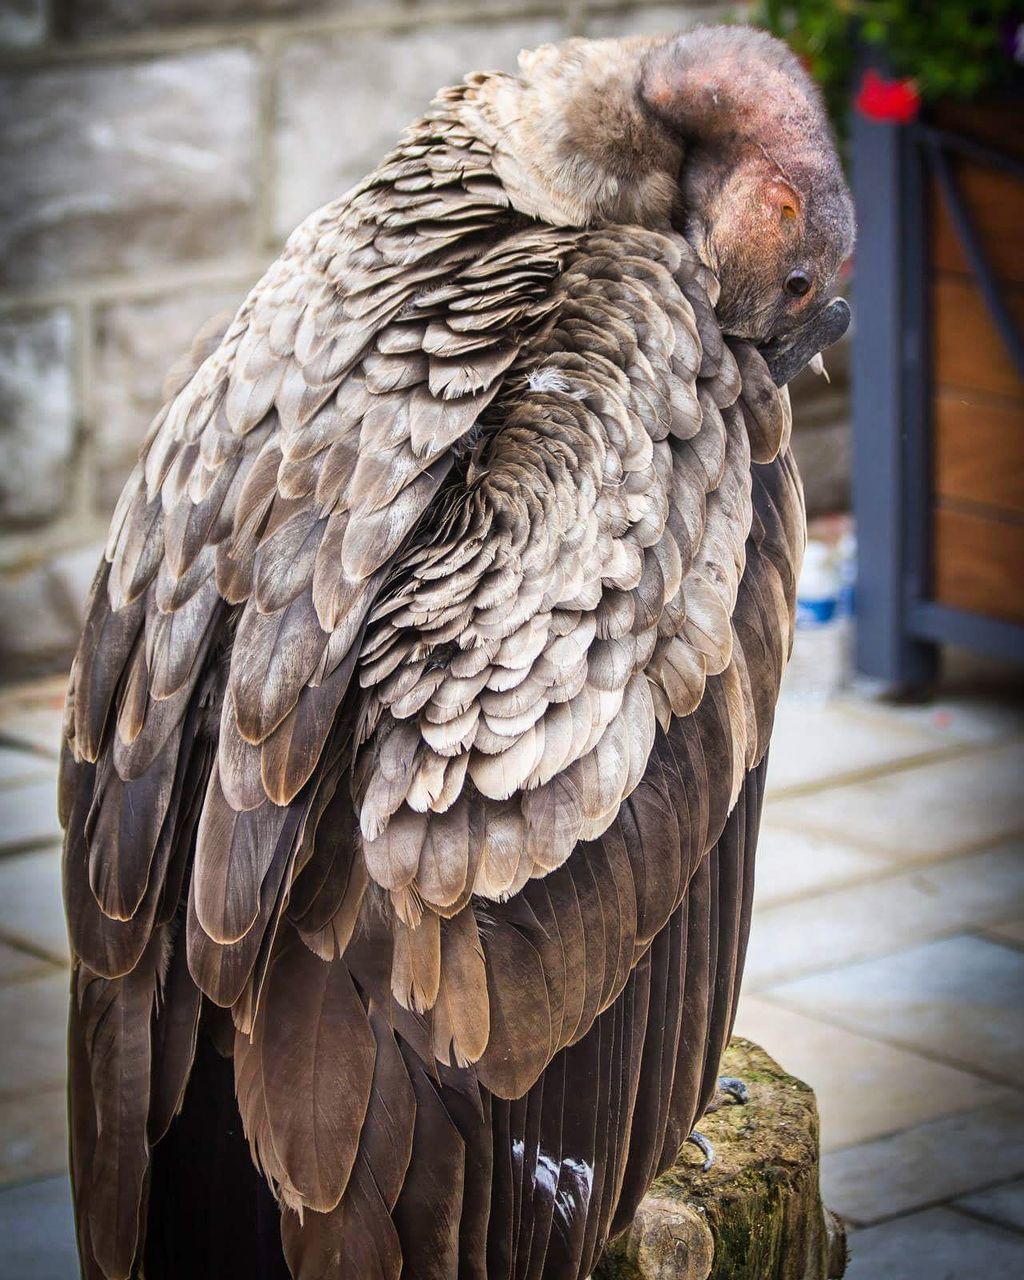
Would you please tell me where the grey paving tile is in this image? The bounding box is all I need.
[0,971,68,1095]
[0,939,53,983]
[0,746,55,789]
[843,647,1024,747]
[0,694,64,758]
[985,919,1024,949]
[753,823,890,909]
[0,847,69,964]
[821,1101,1024,1225]
[732,995,1006,1153]
[0,776,62,852]
[765,696,943,796]
[744,841,1024,989]
[0,1087,66,1186]
[0,1173,78,1280]
[957,1178,1024,1234]
[770,935,1024,1082]
[845,1207,1024,1279]
[834,688,1024,749]
[769,741,1024,861]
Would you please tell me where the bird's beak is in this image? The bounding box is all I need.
[758,297,851,387]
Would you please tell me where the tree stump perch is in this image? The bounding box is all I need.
[595,1038,848,1280]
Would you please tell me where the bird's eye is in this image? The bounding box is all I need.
[785,269,812,297]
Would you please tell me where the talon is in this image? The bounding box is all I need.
[717,1075,749,1105]
[687,1130,715,1172]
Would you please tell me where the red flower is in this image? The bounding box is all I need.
[855,69,921,125]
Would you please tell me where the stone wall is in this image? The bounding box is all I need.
[0,0,849,679]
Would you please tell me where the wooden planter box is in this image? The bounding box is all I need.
[852,94,1024,687]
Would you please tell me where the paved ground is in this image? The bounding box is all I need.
[0,656,1022,1279]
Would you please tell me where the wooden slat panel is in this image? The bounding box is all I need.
[932,100,1024,162]
[933,505,1024,623]
[934,389,1024,513]
[932,275,1024,402]
[931,165,1024,286]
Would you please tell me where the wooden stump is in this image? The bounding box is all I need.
[595,1038,848,1280]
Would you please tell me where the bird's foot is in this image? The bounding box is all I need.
[717,1075,749,1105]
[704,1075,750,1115]
[686,1130,715,1172]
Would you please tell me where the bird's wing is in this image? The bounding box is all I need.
[272,447,802,1280]
[341,225,795,1087]
[61,99,580,1278]
[61,101,800,1280]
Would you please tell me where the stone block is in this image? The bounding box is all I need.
[0,309,76,528]
[0,0,45,48]
[586,2,730,38]
[93,282,247,513]
[0,48,259,288]
[67,0,336,38]
[273,16,563,236]
[0,540,105,679]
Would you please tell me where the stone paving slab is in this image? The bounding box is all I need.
[834,688,1024,749]
[768,740,1024,862]
[956,1178,1024,1234]
[0,1174,78,1280]
[770,934,1024,1084]
[821,1100,1024,1225]
[0,776,62,854]
[763,696,945,796]
[841,648,1024,748]
[751,823,891,909]
[985,918,1024,948]
[845,1206,1024,1279]
[0,971,68,1096]
[0,747,56,790]
[733,995,1009,1153]
[744,839,1024,990]
[0,940,53,983]
[0,1087,66,1188]
[0,679,65,757]
[0,848,69,965]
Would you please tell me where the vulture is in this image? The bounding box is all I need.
[61,24,853,1280]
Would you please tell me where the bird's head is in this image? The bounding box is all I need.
[487,26,854,373]
[639,26,854,348]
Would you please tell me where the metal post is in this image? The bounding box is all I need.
[851,104,939,690]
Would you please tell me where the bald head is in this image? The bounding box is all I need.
[477,25,853,343]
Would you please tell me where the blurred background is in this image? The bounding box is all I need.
[0,1,1021,1278]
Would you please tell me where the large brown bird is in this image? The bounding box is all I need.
[61,24,853,1280]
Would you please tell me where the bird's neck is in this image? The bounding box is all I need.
[459,38,682,229]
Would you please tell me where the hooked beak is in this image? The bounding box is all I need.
[758,297,851,387]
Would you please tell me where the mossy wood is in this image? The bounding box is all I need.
[595,1038,848,1280]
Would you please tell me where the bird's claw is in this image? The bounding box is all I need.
[687,1130,715,1172]
[717,1075,749,1105]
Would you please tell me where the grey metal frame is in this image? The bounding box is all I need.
[851,108,1024,687]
